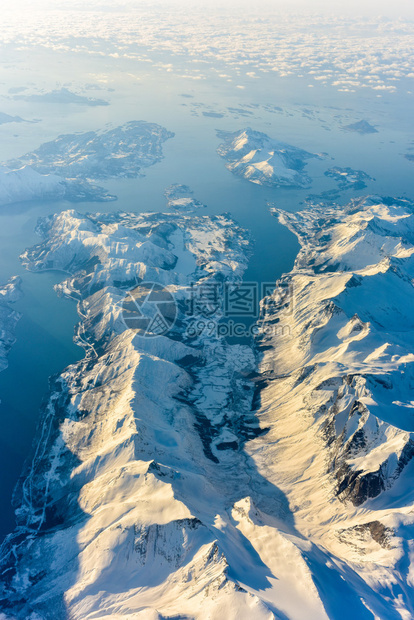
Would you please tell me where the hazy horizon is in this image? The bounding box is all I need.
[7,0,414,19]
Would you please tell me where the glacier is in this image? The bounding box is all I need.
[1,196,414,618]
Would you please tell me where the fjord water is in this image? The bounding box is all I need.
[0,205,83,538]
[0,48,412,541]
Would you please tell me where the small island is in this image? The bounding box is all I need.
[164,184,206,211]
[342,120,378,134]
[13,87,109,107]
[324,166,375,190]
[217,127,319,188]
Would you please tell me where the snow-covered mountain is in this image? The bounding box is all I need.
[217,128,319,188]
[250,196,414,617]
[1,196,414,619]
[0,165,66,207]
[0,164,116,207]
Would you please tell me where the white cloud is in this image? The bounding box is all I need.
[1,6,413,95]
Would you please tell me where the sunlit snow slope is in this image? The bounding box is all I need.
[1,197,414,619]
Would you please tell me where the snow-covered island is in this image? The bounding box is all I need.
[2,196,414,618]
[217,127,319,188]
[7,121,174,180]
[0,121,174,207]
[0,276,22,374]
[164,184,206,211]
[324,166,375,190]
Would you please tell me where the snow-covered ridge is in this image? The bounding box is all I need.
[217,128,319,188]
[0,165,66,208]
[263,197,414,504]
[0,276,22,374]
[245,196,414,618]
[263,196,414,501]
